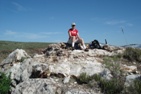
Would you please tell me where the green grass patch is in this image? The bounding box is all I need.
[0,72,11,94]
[103,56,122,77]
[134,79,141,93]
[126,79,141,94]
[77,72,94,84]
[0,41,51,50]
[99,78,124,94]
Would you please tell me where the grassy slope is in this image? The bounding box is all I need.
[0,41,51,63]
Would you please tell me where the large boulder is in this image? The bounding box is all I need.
[2,49,30,64]
[0,49,30,72]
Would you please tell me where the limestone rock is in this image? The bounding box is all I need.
[120,64,137,73]
[2,49,30,63]
[0,49,30,72]
[125,74,141,87]
[11,79,102,94]
[0,43,127,94]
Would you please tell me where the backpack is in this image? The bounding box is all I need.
[91,40,101,49]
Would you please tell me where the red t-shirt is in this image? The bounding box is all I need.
[68,29,78,36]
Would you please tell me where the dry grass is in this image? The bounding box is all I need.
[0,41,51,63]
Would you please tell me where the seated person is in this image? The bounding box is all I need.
[67,23,86,50]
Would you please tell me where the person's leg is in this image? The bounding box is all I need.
[77,38,86,49]
[67,36,76,48]
[72,36,75,48]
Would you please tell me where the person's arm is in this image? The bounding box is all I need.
[76,32,81,39]
[68,30,72,39]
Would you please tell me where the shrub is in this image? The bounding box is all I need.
[77,73,102,85]
[0,72,11,94]
[99,78,124,94]
[102,56,125,94]
[134,79,141,93]
[126,79,141,94]
[78,72,93,84]
[78,73,124,94]
[103,56,121,77]
[123,47,141,62]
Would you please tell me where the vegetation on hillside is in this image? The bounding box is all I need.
[123,47,141,62]
[0,72,11,94]
[77,48,141,94]
[0,41,51,63]
[1,41,141,94]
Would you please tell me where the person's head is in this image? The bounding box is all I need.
[71,23,76,29]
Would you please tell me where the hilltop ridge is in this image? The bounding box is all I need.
[0,43,141,94]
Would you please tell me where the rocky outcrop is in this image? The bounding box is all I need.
[11,78,102,94]
[0,49,30,71]
[125,74,141,87]
[1,43,138,94]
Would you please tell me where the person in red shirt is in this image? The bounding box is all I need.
[67,23,86,50]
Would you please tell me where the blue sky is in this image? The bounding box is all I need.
[0,0,141,46]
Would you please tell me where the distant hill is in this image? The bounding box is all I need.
[122,44,141,48]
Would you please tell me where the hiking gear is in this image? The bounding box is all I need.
[105,39,107,44]
[90,40,101,49]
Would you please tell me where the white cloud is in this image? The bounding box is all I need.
[5,30,17,35]
[105,20,133,27]
[105,20,126,25]
[3,30,64,41]
[12,2,26,11]
[4,30,46,40]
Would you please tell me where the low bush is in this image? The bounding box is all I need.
[123,47,141,62]
[103,56,122,78]
[78,73,124,94]
[0,72,11,94]
[77,72,93,84]
[99,78,124,94]
[134,79,141,93]
[126,79,141,94]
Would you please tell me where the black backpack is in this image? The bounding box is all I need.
[91,40,101,49]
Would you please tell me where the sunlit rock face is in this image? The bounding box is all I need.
[0,43,127,94]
